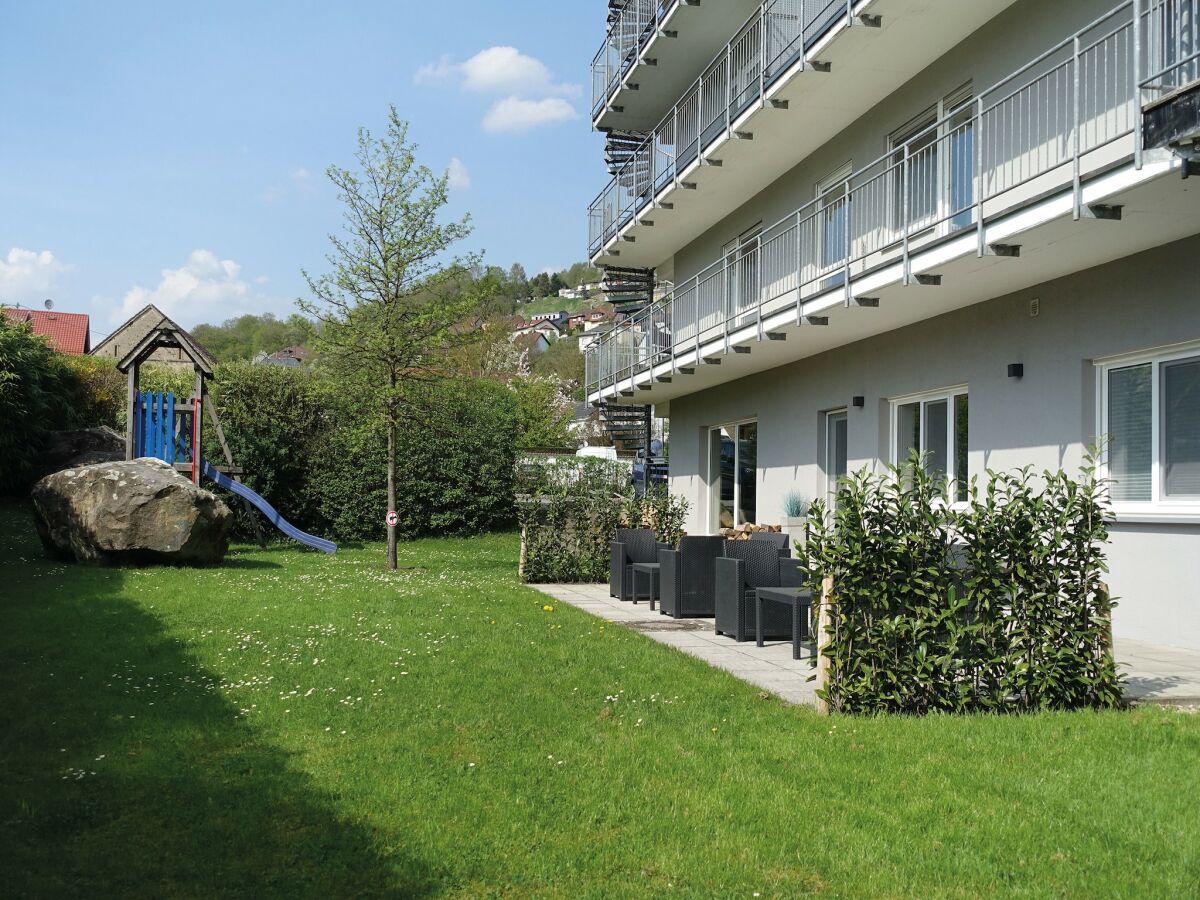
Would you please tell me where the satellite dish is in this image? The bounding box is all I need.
[44,298,54,310]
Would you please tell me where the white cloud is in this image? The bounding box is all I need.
[483,96,579,134]
[446,157,471,189]
[458,47,580,98]
[415,46,581,133]
[0,247,68,303]
[115,250,254,326]
[414,55,456,85]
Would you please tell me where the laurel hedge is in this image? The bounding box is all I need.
[209,364,518,542]
[806,453,1124,715]
[517,459,689,583]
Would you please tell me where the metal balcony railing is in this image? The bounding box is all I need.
[1141,0,1200,94]
[592,1,679,118]
[587,0,1188,397]
[588,0,861,258]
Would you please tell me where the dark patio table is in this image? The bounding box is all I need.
[630,562,661,608]
[755,586,813,660]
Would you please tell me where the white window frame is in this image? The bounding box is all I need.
[889,384,969,506]
[889,83,974,241]
[722,223,762,325]
[816,162,853,275]
[824,408,849,507]
[1096,339,1200,523]
[707,418,758,531]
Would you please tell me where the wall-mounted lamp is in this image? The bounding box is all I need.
[1008,363,1025,379]
[852,395,865,408]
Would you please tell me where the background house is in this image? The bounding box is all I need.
[2,307,90,355]
[91,304,217,369]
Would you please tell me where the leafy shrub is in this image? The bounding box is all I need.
[807,453,1123,714]
[0,318,126,494]
[209,366,517,543]
[303,377,518,541]
[518,459,688,583]
[61,356,125,430]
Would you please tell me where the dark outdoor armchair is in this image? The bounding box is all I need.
[715,541,807,642]
[749,532,792,558]
[657,536,725,618]
[610,528,665,602]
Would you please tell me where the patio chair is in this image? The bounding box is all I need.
[657,536,725,618]
[714,540,808,642]
[610,528,666,602]
[749,532,792,558]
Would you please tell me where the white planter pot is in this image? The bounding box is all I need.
[784,516,808,550]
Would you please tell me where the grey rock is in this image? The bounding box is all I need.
[39,426,126,477]
[31,458,231,565]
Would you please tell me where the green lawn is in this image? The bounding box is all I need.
[1,501,1197,899]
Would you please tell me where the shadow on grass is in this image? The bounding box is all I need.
[0,506,436,897]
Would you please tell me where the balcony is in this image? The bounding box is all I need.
[586,0,1026,267]
[586,0,1200,403]
[591,1,762,131]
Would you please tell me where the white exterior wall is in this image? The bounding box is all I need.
[666,237,1200,651]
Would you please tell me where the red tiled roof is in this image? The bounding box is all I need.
[2,307,91,355]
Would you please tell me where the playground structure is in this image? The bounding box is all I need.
[118,317,336,554]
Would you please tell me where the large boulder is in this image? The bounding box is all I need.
[31,459,232,565]
[38,426,125,477]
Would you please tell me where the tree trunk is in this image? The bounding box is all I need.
[387,409,398,571]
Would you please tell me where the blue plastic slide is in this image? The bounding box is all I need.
[201,460,337,554]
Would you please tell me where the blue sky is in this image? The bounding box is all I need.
[0,1,605,342]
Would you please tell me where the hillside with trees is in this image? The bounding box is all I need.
[189,262,604,363]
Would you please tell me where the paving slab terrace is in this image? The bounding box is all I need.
[532,583,1200,708]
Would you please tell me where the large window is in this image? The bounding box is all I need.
[891,387,969,502]
[709,421,758,530]
[1100,345,1200,514]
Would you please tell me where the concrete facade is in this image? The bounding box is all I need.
[667,238,1200,650]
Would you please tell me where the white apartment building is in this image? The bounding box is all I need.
[584,0,1200,650]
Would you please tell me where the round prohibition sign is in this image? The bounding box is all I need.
[385,511,399,527]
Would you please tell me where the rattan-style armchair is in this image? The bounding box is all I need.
[610,528,665,602]
[749,532,792,558]
[657,536,725,618]
[714,541,807,641]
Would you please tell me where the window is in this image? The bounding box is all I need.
[709,421,758,529]
[825,410,848,506]
[889,84,974,237]
[1100,345,1200,514]
[891,387,969,502]
[723,224,762,324]
[817,163,853,273]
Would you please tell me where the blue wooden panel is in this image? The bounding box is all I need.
[165,392,175,462]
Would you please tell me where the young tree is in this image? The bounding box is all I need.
[299,106,482,570]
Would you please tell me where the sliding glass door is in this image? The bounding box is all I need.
[708,421,758,530]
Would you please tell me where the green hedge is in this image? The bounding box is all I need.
[210,365,518,542]
[0,319,125,494]
[807,454,1124,715]
[517,459,688,583]
[0,320,519,541]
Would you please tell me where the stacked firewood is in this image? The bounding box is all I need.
[719,523,783,540]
